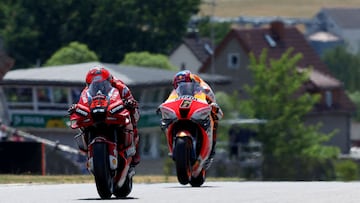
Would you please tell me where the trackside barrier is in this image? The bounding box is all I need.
[0,122,82,155]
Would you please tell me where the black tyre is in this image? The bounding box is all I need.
[190,169,205,187]
[175,137,192,185]
[113,174,133,198]
[93,142,113,199]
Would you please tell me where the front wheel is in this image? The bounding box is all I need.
[190,169,205,187]
[113,174,133,198]
[93,142,113,199]
[174,137,192,185]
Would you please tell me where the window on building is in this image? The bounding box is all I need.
[141,88,163,109]
[4,87,32,103]
[53,87,67,104]
[140,133,155,158]
[36,87,70,110]
[71,88,82,103]
[325,90,332,107]
[37,87,51,103]
[264,34,277,47]
[227,53,240,69]
[3,86,77,111]
[3,87,33,110]
[149,88,160,103]
[131,89,142,102]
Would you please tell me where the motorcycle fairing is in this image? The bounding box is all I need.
[70,88,131,128]
[159,91,213,177]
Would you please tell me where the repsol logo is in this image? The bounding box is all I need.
[177,95,197,101]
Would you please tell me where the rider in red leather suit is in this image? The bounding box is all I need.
[70,66,140,167]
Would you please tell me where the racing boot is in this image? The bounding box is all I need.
[130,126,140,167]
[208,120,218,160]
[204,133,216,170]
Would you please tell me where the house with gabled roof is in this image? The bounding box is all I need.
[169,31,213,72]
[306,7,360,54]
[199,21,356,154]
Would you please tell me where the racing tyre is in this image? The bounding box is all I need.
[114,175,133,198]
[190,169,205,187]
[175,137,192,185]
[93,142,113,199]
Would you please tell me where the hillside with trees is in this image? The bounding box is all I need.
[0,0,201,69]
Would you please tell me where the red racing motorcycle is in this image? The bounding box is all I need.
[69,79,136,199]
[158,82,214,187]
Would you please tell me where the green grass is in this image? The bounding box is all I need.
[200,0,359,18]
[0,175,243,184]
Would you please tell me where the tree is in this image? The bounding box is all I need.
[0,1,39,69]
[196,17,232,45]
[89,0,201,63]
[322,46,360,92]
[44,41,98,66]
[347,91,360,122]
[121,51,177,70]
[1,0,201,69]
[242,48,339,180]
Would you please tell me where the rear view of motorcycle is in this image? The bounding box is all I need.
[158,82,214,187]
[69,79,137,199]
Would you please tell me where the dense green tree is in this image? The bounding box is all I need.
[347,91,360,122]
[322,46,360,92]
[89,0,201,63]
[1,0,201,69]
[214,91,256,144]
[241,48,339,180]
[44,41,98,66]
[215,91,236,119]
[121,51,177,70]
[196,17,232,45]
[0,1,39,68]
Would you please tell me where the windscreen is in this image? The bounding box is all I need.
[175,82,202,96]
[88,80,112,97]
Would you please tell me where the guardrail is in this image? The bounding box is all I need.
[0,121,82,155]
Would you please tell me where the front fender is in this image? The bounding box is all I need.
[88,137,118,171]
[176,130,192,138]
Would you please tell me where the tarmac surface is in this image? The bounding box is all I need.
[1,181,360,203]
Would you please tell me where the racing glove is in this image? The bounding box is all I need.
[124,99,138,110]
[210,102,222,120]
[67,104,77,114]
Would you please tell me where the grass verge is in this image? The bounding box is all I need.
[0,174,242,184]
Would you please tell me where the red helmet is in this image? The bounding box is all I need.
[85,66,111,84]
[173,70,193,89]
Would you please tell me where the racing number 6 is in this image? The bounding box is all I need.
[180,100,192,109]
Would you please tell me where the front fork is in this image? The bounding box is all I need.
[87,138,118,173]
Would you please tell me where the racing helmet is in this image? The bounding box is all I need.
[85,66,112,85]
[173,70,193,89]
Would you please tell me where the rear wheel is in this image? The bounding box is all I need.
[175,137,192,185]
[93,142,113,199]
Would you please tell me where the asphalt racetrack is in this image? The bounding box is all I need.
[1,181,360,203]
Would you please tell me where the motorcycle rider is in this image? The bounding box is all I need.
[167,70,223,160]
[68,66,140,167]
